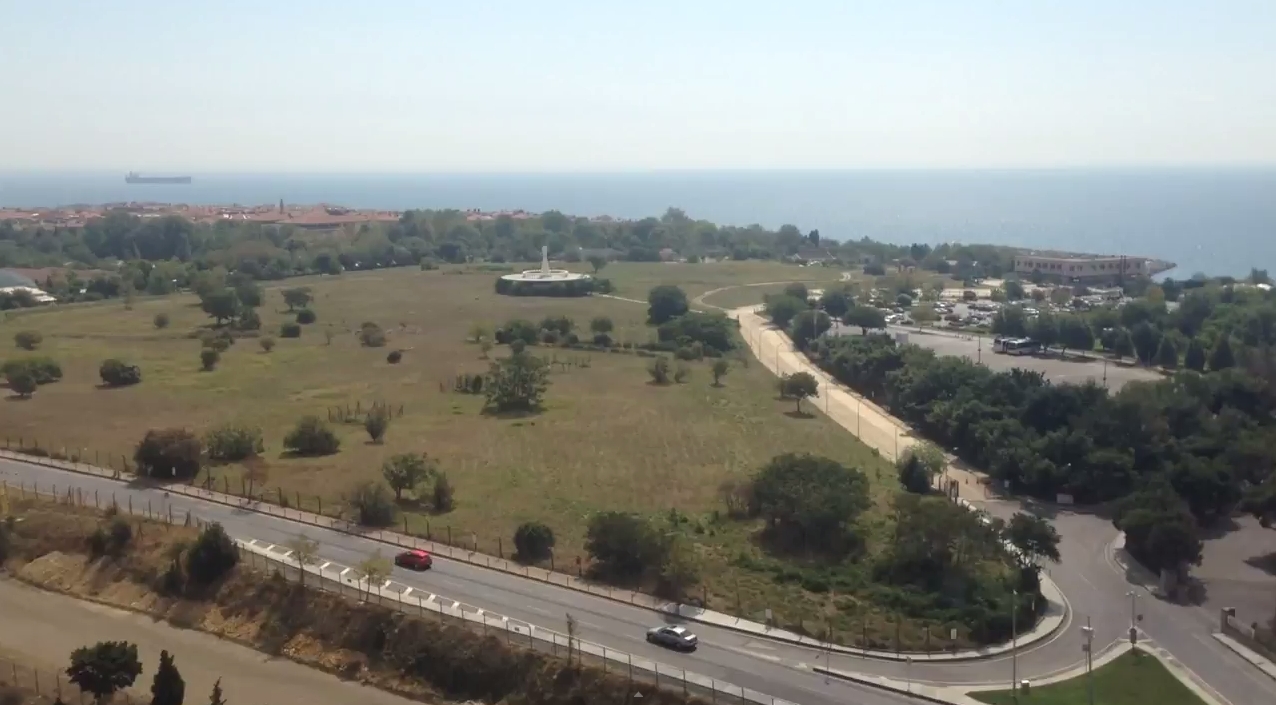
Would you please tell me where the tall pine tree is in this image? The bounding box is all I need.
[150,650,185,705]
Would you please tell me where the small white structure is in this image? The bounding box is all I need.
[500,246,590,284]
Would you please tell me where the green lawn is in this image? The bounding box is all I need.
[969,649,1206,705]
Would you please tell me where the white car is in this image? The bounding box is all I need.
[646,625,699,651]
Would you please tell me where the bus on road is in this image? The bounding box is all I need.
[993,337,1041,355]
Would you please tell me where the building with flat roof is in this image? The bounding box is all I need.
[1013,253,1146,284]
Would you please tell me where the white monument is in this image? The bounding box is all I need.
[499,246,589,283]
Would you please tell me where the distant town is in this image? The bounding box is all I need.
[0,201,618,231]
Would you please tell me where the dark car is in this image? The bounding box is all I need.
[646,625,698,651]
[394,549,433,570]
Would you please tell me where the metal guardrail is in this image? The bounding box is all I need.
[235,538,796,705]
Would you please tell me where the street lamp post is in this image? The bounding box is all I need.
[1011,589,1019,701]
[1126,590,1139,643]
[1081,618,1095,705]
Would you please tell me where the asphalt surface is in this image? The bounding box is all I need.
[5,458,1275,705]
[0,457,915,705]
[830,324,1162,391]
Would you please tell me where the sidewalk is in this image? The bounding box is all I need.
[1213,632,1276,682]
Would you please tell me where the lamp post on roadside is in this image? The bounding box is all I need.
[1011,588,1019,701]
[1126,590,1140,643]
[1081,618,1095,705]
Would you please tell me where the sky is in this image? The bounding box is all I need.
[2,0,1274,172]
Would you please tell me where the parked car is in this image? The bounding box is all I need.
[646,625,699,651]
[394,549,433,570]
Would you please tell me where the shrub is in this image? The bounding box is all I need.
[593,332,612,347]
[235,308,261,331]
[200,349,220,371]
[589,316,614,334]
[259,336,276,352]
[673,363,690,383]
[513,522,555,562]
[585,511,667,583]
[359,322,387,347]
[348,480,395,526]
[711,359,730,386]
[540,329,560,345]
[283,416,341,456]
[14,330,42,350]
[185,522,239,585]
[483,350,550,413]
[387,350,403,364]
[6,368,37,398]
[280,322,302,338]
[153,313,170,329]
[134,428,203,480]
[647,356,670,384]
[204,424,263,462]
[364,406,391,443]
[674,345,701,361]
[296,308,317,325]
[499,319,539,345]
[106,517,133,555]
[432,472,455,512]
[539,315,574,335]
[2,357,62,384]
[99,359,142,387]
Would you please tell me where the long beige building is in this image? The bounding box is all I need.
[1013,252,1147,284]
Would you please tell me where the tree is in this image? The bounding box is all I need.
[134,428,202,479]
[283,416,340,456]
[100,359,142,387]
[200,349,219,371]
[280,322,301,338]
[356,551,392,601]
[149,650,184,705]
[843,306,886,334]
[750,453,871,554]
[1184,337,1207,372]
[364,405,390,443]
[711,359,730,386]
[513,521,555,562]
[1130,321,1162,365]
[348,480,395,526]
[153,313,170,329]
[199,289,240,325]
[789,309,832,350]
[259,336,276,352]
[587,255,608,274]
[762,293,806,330]
[282,287,313,311]
[285,534,319,587]
[185,523,238,585]
[897,453,931,494]
[1004,280,1026,300]
[647,356,671,384]
[585,511,666,582]
[359,322,387,347]
[589,316,614,334]
[1003,513,1062,569]
[1029,311,1058,350]
[896,293,913,308]
[1056,317,1094,357]
[1155,336,1179,369]
[1240,478,1276,528]
[208,679,225,705]
[381,453,434,500]
[14,330,42,350]
[234,282,263,308]
[432,472,455,512]
[783,283,809,302]
[296,308,317,325]
[6,368,37,398]
[1112,327,1135,359]
[67,641,142,704]
[1209,333,1235,371]
[647,285,689,325]
[781,372,819,414]
[484,349,550,413]
[818,289,851,318]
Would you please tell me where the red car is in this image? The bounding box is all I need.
[394,549,433,570]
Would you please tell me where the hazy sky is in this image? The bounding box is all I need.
[3,0,1274,171]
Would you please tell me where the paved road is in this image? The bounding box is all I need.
[0,458,918,705]
[0,578,422,705]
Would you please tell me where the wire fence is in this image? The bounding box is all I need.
[0,655,140,705]
[3,482,793,705]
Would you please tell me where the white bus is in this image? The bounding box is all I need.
[993,337,1041,355]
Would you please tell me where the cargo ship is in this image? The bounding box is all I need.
[125,172,192,185]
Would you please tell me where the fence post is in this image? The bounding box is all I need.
[447,525,452,545]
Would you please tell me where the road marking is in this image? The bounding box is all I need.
[282,550,293,558]
[402,587,413,596]
[339,567,350,576]
[318,562,330,570]
[381,579,392,588]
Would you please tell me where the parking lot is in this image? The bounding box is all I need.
[831,325,1163,391]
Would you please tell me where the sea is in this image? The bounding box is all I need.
[2,169,1274,277]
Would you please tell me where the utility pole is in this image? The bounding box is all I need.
[1126,590,1140,644]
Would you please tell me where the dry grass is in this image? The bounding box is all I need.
[0,262,945,645]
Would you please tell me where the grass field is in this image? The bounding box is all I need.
[969,649,1206,705]
[0,261,958,647]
